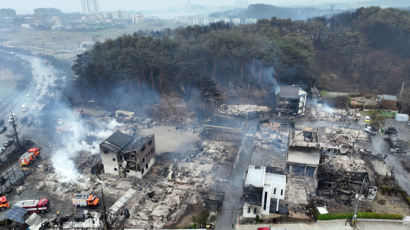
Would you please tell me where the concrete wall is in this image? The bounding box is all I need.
[101,149,119,176]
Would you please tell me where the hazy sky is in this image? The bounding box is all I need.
[2,0,369,14]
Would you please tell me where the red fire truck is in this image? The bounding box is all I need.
[72,194,99,207]
[0,196,9,211]
[14,198,50,213]
[19,148,40,166]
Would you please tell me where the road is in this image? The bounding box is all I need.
[216,119,258,230]
[236,219,408,230]
[0,52,60,149]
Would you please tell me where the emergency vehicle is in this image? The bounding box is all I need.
[72,194,99,207]
[14,198,50,213]
[19,148,40,166]
[0,196,9,211]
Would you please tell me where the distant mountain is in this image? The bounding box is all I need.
[210,4,345,20]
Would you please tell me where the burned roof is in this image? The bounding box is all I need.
[101,130,133,152]
[278,85,306,99]
[124,135,154,152]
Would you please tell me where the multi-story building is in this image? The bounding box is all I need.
[276,85,307,116]
[81,0,100,14]
[243,165,286,218]
[100,130,155,178]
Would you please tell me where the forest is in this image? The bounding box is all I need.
[71,7,410,116]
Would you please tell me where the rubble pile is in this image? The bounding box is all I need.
[253,122,288,152]
[310,104,348,122]
[319,127,368,153]
[317,154,377,206]
[107,141,236,229]
[285,177,317,206]
[218,104,270,116]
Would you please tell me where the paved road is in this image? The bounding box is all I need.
[236,220,408,230]
[0,52,59,148]
[216,119,258,230]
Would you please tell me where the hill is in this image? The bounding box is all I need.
[71,7,410,115]
[210,4,345,20]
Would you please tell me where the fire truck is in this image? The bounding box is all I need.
[14,198,50,213]
[72,194,99,207]
[0,196,9,211]
[19,148,40,166]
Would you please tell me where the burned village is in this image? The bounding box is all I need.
[1,3,410,230]
[0,79,409,230]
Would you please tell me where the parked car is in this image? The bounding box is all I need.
[364,126,377,135]
[0,126,6,134]
[3,139,14,148]
[0,147,6,154]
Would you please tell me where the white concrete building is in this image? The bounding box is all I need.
[276,85,307,116]
[243,165,286,218]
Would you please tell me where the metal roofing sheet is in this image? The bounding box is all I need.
[5,206,27,223]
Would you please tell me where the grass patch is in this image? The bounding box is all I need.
[316,212,403,220]
[320,90,329,97]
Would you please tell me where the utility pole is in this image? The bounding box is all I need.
[10,112,21,151]
[399,81,405,99]
[352,177,366,227]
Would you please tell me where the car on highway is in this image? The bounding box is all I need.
[7,114,17,123]
[0,126,6,134]
[3,139,14,148]
[364,126,377,135]
[20,116,28,124]
[0,147,6,154]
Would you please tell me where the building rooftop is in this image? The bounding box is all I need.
[105,130,133,149]
[124,135,154,152]
[378,94,398,101]
[265,172,286,186]
[287,151,321,166]
[289,129,320,148]
[245,165,265,187]
[278,85,306,99]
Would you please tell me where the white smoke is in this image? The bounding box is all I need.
[51,107,122,184]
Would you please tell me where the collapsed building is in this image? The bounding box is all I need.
[100,130,155,178]
[276,85,307,116]
[243,165,287,218]
[377,94,398,111]
[286,128,321,178]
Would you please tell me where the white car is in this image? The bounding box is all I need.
[31,105,36,110]
[21,104,27,112]
[57,118,63,125]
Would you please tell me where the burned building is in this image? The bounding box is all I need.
[377,94,398,111]
[243,165,287,218]
[100,130,155,178]
[276,85,307,116]
[286,128,321,178]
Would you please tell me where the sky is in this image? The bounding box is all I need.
[1,0,370,14]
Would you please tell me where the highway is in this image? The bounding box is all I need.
[0,52,60,149]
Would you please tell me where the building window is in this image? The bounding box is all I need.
[146,164,148,169]
[104,151,107,153]
[112,158,116,161]
[281,189,283,195]
[148,140,152,145]
[263,192,268,210]
[274,188,276,194]
[142,157,145,163]
[142,169,144,174]
[151,148,155,153]
[126,169,130,173]
[253,208,256,214]
[247,207,250,213]
[141,146,145,152]
[114,168,117,171]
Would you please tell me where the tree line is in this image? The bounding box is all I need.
[72,7,410,116]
